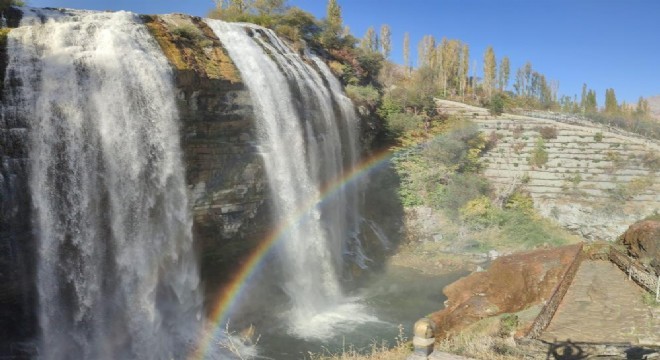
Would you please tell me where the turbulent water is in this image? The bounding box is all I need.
[207,20,373,339]
[5,9,202,359]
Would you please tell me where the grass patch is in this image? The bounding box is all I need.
[308,326,411,360]
[642,293,660,308]
[436,317,524,360]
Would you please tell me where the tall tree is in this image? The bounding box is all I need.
[585,89,597,113]
[326,0,342,29]
[360,26,378,52]
[253,0,285,15]
[604,88,619,114]
[319,0,343,48]
[580,83,588,112]
[459,44,469,98]
[380,24,391,59]
[210,0,251,19]
[440,39,460,96]
[483,46,496,97]
[498,56,510,91]
[403,32,410,75]
[417,35,436,68]
[636,96,650,117]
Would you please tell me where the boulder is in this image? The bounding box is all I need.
[617,219,660,275]
[430,244,582,338]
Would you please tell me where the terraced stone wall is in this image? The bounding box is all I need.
[436,100,659,241]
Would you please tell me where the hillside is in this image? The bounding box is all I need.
[648,95,660,120]
[436,99,660,241]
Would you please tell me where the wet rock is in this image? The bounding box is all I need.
[430,244,582,338]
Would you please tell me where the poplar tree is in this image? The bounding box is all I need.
[605,88,619,114]
[417,35,436,68]
[636,97,650,117]
[253,0,285,15]
[585,89,597,113]
[403,32,410,74]
[320,0,343,48]
[460,44,469,98]
[361,26,378,52]
[440,39,460,96]
[380,24,391,59]
[326,0,342,29]
[498,56,510,91]
[580,83,588,112]
[210,0,251,19]
[483,46,496,97]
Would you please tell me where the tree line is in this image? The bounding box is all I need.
[209,0,656,138]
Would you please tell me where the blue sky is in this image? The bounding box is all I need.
[27,0,660,105]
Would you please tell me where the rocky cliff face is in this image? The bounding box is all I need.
[0,7,37,353]
[142,14,273,292]
[0,10,387,353]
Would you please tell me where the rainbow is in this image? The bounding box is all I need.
[188,132,440,359]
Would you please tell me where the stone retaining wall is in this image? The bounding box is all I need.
[474,112,660,241]
[609,247,659,293]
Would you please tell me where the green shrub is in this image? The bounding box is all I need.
[433,174,491,216]
[171,24,212,46]
[488,93,505,116]
[568,173,582,186]
[538,126,557,140]
[460,196,498,229]
[499,314,519,337]
[608,176,655,201]
[498,210,568,248]
[504,191,535,216]
[423,121,484,173]
[641,151,660,171]
[529,138,548,167]
[594,132,603,142]
[345,84,380,107]
[386,112,422,137]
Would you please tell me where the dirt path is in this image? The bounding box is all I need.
[541,260,659,345]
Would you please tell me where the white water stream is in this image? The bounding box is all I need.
[6,9,202,359]
[206,20,375,339]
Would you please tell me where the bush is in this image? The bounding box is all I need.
[345,84,380,107]
[512,124,524,139]
[460,196,498,229]
[498,210,568,248]
[433,174,491,216]
[529,138,548,167]
[424,121,484,173]
[499,314,519,337]
[641,151,660,171]
[504,191,535,216]
[488,93,505,116]
[171,24,212,46]
[608,176,654,201]
[594,132,603,142]
[538,126,557,140]
[386,112,422,137]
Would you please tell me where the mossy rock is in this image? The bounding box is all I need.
[142,14,241,83]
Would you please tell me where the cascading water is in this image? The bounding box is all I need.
[5,9,202,359]
[206,20,374,339]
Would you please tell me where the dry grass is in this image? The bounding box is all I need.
[435,317,525,360]
[308,326,412,360]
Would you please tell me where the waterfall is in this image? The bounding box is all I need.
[5,9,202,359]
[206,21,373,338]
